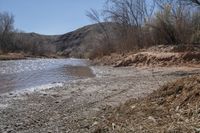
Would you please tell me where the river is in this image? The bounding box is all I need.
[0,58,94,94]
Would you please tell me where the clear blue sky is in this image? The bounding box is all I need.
[0,0,105,35]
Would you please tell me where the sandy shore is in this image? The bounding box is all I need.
[0,66,200,133]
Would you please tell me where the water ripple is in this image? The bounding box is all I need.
[0,58,93,94]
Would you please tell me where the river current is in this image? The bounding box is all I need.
[0,59,94,94]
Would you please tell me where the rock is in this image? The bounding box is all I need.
[195,128,200,132]
[112,123,116,130]
[130,105,136,109]
[148,116,157,123]
[92,121,99,126]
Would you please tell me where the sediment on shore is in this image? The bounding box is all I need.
[93,45,200,67]
[0,66,200,133]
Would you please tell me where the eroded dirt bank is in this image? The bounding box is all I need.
[93,45,200,67]
[0,66,200,133]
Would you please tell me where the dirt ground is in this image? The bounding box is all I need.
[94,75,200,133]
[0,66,200,133]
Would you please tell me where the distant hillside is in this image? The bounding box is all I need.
[16,23,117,58]
[55,22,118,58]
[16,32,59,46]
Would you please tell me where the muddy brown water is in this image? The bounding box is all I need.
[0,58,94,94]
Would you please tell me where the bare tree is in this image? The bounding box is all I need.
[182,0,200,6]
[86,0,156,55]
[105,0,155,49]
[86,0,200,58]
[0,12,15,52]
[86,9,116,57]
[149,0,195,44]
[86,9,111,44]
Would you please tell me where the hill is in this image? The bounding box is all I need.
[55,22,117,58]
[12,23,117,59]
[18,32,59,45]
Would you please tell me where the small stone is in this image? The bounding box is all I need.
[185,119,189,123]
[175,106,179,112]
[195,128,200,132]
[92,121,98,126]
[130,105,136,109]
[148,116,157,123]
[112,123,116,130]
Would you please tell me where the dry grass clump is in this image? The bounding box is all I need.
[0,53,26,60]
[93,75,200,133]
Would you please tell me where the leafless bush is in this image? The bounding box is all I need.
[190,10,200,43]
[87,0,156,57]
[87,0,200,58]
[104,0,155,50]
[149,4,189,44]
[13,32,57,56]
[0,11,57,56]
[151,0,200,45]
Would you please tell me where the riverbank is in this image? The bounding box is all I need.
[0,53,65,60]
[0,53,26,60]
[93,45,200,68]
[94,75,200,132]
[0,66,200,132]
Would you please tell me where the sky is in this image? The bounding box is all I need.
[0,0,105,35]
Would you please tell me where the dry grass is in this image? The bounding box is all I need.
[93,45,200,68]
[0,53,26,60]
[93,75,200,133]
[115,51,200,67]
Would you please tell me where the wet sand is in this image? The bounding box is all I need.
[0,66,200,133]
